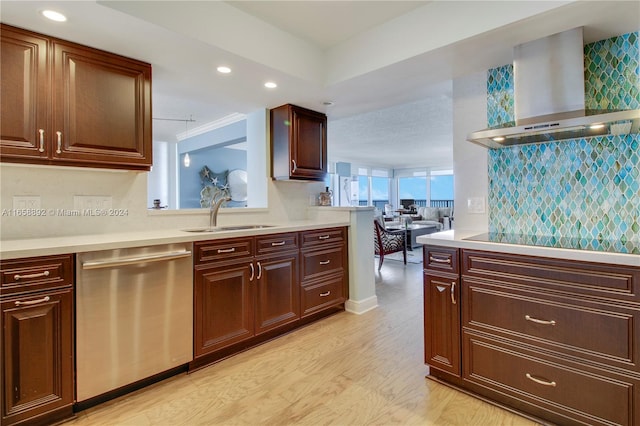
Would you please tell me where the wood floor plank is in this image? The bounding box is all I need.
[65,259,540,425]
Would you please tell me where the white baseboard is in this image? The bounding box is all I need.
[345,295,378,315]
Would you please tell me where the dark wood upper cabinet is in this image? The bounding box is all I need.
[0,25,49,159]
[0,24,152,171]
[270,104,327,181]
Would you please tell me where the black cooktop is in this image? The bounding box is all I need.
[463,232,640,255]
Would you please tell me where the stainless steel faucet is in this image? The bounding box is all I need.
[210,196,231,228]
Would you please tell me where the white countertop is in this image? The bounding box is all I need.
[417,229,640,267]
[0,220,350,260]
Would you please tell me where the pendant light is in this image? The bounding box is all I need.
[183,118,191,167]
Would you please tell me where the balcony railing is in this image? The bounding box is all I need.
[361,199,454,210]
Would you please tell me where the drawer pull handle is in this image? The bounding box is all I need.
[429,256,451,264]
[14,271,50,281]
[318,235,330,240]
[15,296,50,306]
[249,263,255,281]
[271,241,286,246]
[525,315,556,326]
[257,262,262,280]
[319,260,331,265]
[320,291,331,297]
[217,248,236,253]
[526,373,556,387]
[450,281,456,304]
[38,129,45,152]
[56,131,62,154]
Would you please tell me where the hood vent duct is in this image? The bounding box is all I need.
[468,27,639,148]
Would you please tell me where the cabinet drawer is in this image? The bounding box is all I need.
[256,233,298,255]
[301,275,345,317]
[300,227,345,248]
[195,238,253,264]
[301,246,344,281]
[462,249,640,303]
[424,246,459,274]
[464,332,636,426]
[1,254,73,295]
[464,278,639,372]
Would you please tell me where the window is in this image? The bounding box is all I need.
[430,171,454,208]
[398,176,427,207]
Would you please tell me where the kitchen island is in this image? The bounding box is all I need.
[417,230,640,425]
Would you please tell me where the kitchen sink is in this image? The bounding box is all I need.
[181,225,274,233]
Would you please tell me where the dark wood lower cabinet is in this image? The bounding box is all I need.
[1,288,74,426]
[254,253,299,335]
[194,261,254,356]
[191,228,347,370]
[423,245,640,425]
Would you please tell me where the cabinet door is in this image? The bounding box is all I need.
[1,288,73,425]
[290,106,327,180]
[52,40,151,169]
[424,273,461,377]
[254,253,300,335]
[0,25,50,159]
[194,262,253,356]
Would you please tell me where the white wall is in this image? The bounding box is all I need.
[452,71,489,231]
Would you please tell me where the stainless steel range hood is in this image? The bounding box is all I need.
[468,27,640,148]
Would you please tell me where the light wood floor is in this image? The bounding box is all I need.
[65,258,540,426]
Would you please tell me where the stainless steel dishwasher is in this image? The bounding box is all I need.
[76,243,193,402]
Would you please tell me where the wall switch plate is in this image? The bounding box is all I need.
[13,196,41,209]
[467,197,486,214]
[73,196,113,211]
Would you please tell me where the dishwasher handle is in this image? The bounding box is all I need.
[82,251,192,270]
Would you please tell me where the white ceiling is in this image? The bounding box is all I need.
[1,1,638,169]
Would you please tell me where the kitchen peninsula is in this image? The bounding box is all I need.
[1,214,378,426]
[418,230,640,425]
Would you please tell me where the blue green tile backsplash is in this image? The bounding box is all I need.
[487,32,640,247]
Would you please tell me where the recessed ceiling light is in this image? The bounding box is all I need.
[42,10,67,22]
[322,101,335,106]
[217,66,231,74]
[264,82,277,89]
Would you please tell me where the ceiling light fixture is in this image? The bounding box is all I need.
[322,101,335,106]
[217,66,231,74]
[264,82,277,89]
[41,10,67,22]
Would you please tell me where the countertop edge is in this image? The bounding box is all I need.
[417,230,640,267]
[0,221,350,260]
